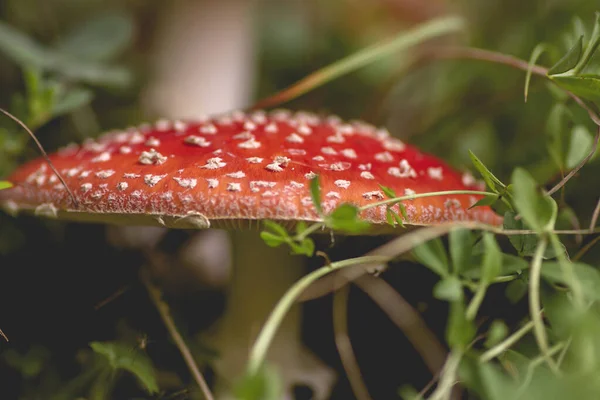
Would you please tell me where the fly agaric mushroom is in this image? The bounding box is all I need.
[0,109,501,398]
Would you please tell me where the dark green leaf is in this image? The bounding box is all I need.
[260,232,286,248]
[294,221,307,236]
[90,341,158,394]
[511,168,557,232]
[310,176,323,215]
[481,233,502,284]
[541,261,600,301]
[326,204,371,234]
[433,276,463,301]
[550,74,600,104]
[449,228,473,275]
[469,150,505,193]
[525,43,549,101]
[548,36,583,75]
[55,12,134,62]
[484,320,509,348]
[505,278,528,304]
[412,237,449,277]
[385,208,405,228]
[0,181,12,190]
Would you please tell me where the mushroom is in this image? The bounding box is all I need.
[0,109,500,398]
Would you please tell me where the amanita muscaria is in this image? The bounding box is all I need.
[0,109,501,398]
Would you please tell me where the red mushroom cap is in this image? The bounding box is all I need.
[0,110,501,230]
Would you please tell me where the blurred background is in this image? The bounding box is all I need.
[0,0,599,399]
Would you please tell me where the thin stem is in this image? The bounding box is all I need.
[549,233,584,307]
[140,270,214,400]
[0,328,7,342]
[516,342,566,398]
[480,320,535,362]
[333,285,373,400]
[427,351,463,400]
[529,235,560,373]
[359,190,494,212]
[0,108,79,207]
[247,255,390,375]
[465,282,488,321]
[590,197,600,231]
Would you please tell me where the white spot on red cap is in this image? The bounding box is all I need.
[327,133,345,143]
[360,171,375,180]
[226,171,246,179]
[244,121,257,131]
[286,133,304,143]
[145,137,160,147]
[119,146,132,154]
[428,167,443,180]
[383,138,406,152]
[200,124,217,134]
[91,152,111,163]
[81,183,92,193]
[124,173,141,179]
[207,178,219,188]
[326,191,341,199]
[238,137,261,149]
[287,149,306,156]
[184,135,211,147]
[246,157,263,164]
[334,180,351,189]
[173,177,197,189]
[201,157,226,169]
[144,174,167,187]
[312,155,325,161]
[321,147,338,155]
[404,188,416,196]
[363,191,384,200]
[233,131,254,140]
[139,149,167,165]
[388,159,416,178]
[265,156,290,172]
[264,122,278,133]
[305,171,317,180]
[227,183,242,192]
[298,124,312,135]
[341,149,357,159]
[375,151,394,162]
[327,162,351,171]
[96,170,115,179]
[117,182,128,191]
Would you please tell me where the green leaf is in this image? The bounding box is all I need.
[326,204,371,234]
[449,228,473,275]
[572,12,600,74]
[541,262,600,302]
[90,341,158,394]
[433,276,463,301]
[446,299,475,348]
[379,184,397,199]
[0,20,132,88]
[310,175,323,216]
[54,12,134,62]
[525,43,549,101]
[468,194,499,209]
[235,365,283,400]
[469,150,505,193]
[263,220,290,238]
[52,87,94,117]
[288,237,315,257]
[545,103,572,169]
[0,181,12,190]
[412,237,449,277]
[550,74,600,104]
[548,36,583,75]
[385,208,405,228]
[484,320,509,348]
[481,233,502,284]
[511,168,557,232]
[260,232,287,248]
[566,124,594,169]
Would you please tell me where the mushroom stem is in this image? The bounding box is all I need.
[209,230,335,399]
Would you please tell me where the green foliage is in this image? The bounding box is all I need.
[234,366,283,400]
[0,181,12,190]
